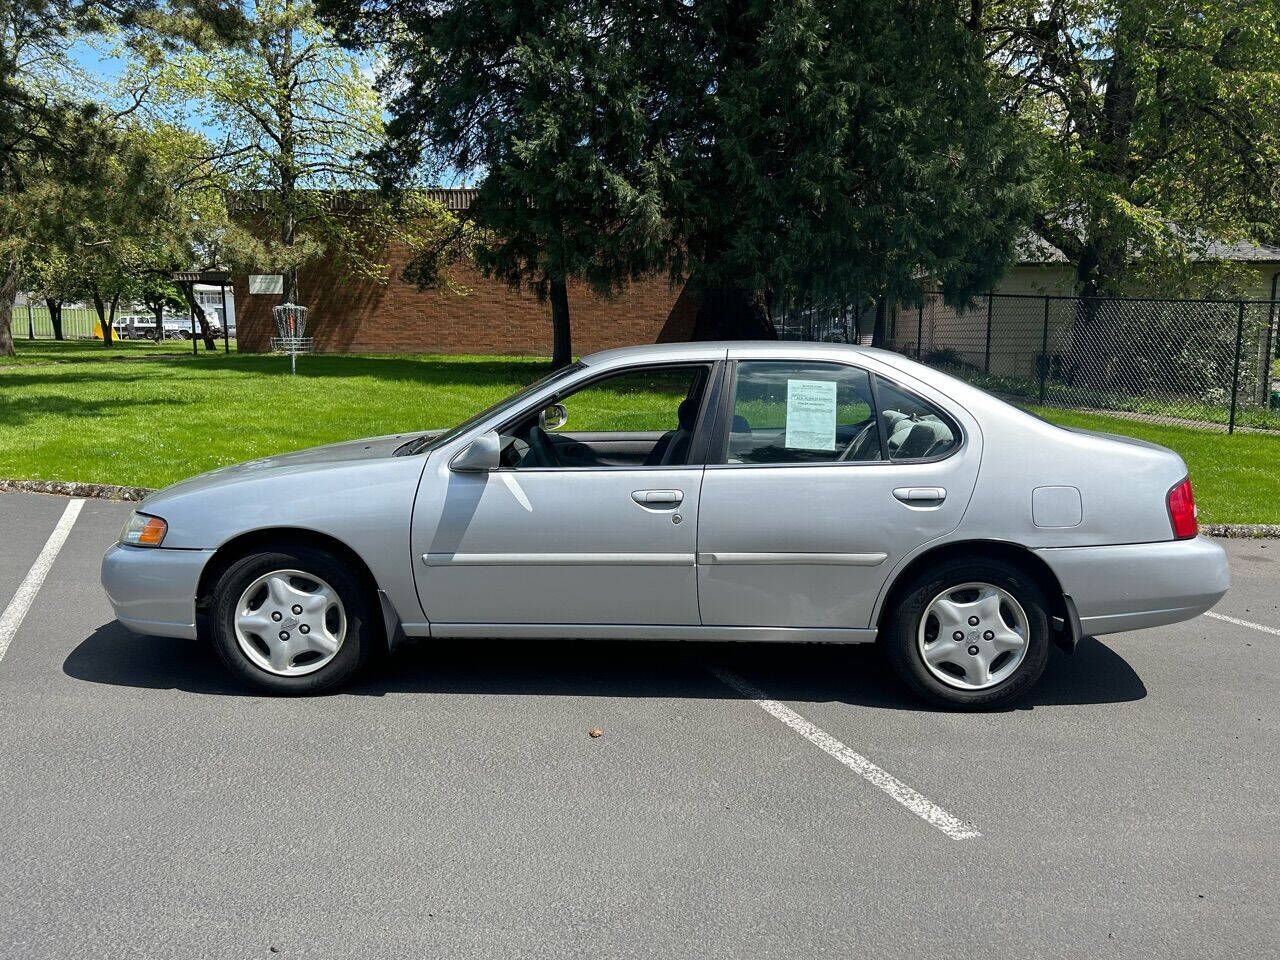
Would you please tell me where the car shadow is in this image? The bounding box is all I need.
[64,622,1146,711]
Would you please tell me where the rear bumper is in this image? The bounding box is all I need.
[1036,536,1229,636]
[100,543,214,640]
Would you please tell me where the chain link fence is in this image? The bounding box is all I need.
[15,302,217,341]
[779,293,1280,433]
[15,303,102,339]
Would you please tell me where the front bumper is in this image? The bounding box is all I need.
[100,543,214,639]
[1036,535,1229,636]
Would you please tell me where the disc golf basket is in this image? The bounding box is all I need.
[270,303,313,374]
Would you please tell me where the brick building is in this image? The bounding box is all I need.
[232,189,697,356]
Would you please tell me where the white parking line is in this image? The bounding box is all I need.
[0,498,85,663]
[709,666,981,841]
[1204,610,1280,637]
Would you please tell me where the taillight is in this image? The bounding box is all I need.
[1166,477,1198,540]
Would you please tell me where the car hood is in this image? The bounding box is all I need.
[142,430,446,507]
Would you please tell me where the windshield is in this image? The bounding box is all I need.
[395,362,586,456]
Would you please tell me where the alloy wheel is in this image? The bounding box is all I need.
[233,569,347,677]
[916,581,1030,691]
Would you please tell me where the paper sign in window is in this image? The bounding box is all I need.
[785,379,837,450]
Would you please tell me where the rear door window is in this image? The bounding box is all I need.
[722,361,881,464]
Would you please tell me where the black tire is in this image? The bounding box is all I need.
[885,557,1051,709]
[209,547,374,695]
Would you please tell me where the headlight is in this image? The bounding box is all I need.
[120,512,168,547]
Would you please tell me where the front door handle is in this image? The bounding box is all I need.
[632,489,684,506]
[893,486,946,504]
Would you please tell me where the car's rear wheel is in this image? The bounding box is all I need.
[210,547,373,694]
[885,558,1050,709]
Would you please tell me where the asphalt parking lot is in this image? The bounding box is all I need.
[1,490,1277,959]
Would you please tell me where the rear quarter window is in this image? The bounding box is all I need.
[875,377,961,461]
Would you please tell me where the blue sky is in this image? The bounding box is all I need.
[68,39,127,87]
[62,33,469,186]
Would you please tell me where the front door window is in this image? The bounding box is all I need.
[498,364,711,469]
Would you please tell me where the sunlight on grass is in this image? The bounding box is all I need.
[1,348,549,487]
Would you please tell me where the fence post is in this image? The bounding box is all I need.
[1263,298,1277,407]
[1038,296,1050,404]
[984,293,993,374]
[1229,300,1245,434]
[220,283,230,354]
[916,301,923,360]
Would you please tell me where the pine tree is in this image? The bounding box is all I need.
[318,0,1030,360]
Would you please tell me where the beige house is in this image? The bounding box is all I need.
[883,235,1280,382]
[1001,234,1280,299]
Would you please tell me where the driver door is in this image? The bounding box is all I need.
[410,361,718,628]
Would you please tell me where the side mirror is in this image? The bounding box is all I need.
[450,430,502,472]
[538,402,568,431]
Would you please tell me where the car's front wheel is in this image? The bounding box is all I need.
[210,547,373,694]
[886,558,1050,709]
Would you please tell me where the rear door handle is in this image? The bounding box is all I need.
[632,489,684,506]
[893,486,946,504]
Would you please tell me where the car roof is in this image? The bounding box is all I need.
[582,340,906,367]
[581,342,728,365]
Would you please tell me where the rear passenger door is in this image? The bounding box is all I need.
[695,356,981,631]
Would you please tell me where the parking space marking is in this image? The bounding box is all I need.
[1205,610,1280,637]
[708,666,981,841]
[0,498,85,663]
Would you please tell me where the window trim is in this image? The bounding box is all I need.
[706,359,964,470]
[491,360,724,473]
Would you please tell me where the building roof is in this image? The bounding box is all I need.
[1018,229,1280,265]
[423,187,479,211]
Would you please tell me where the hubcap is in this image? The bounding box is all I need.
[917,582,1030,691]
[233,569,346,677]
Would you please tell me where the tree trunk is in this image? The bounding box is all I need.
[281,199,298,304]
[279,2,300,308]
[90,287,114,348]
[691,286,778,341]
[549,276,572,368]
[46,298,64,340]
[108,293,120,346]
[871,297,887,348]
[0,260,17,358]
[179,282,218,349]
[281,194,298,305]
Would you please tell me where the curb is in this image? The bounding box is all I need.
[2,477,1277,538]
[0,478,153,502]
[1202,523,1280,539]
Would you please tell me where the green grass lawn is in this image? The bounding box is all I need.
[3,339,1278,523]
[0,337,235,365]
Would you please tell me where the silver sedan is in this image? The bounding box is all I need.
[101,342,1229,707]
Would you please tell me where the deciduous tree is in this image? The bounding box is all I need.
[980,0,1280,295]
[140,0,461,310]
[0,0,243,355]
